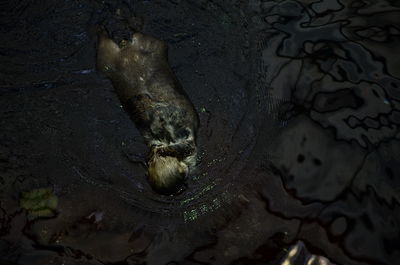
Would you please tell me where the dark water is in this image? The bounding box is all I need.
[0,0,399,264]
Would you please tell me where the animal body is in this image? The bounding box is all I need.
[97,31,199,195]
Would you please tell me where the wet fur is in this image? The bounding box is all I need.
[97,31,199,194]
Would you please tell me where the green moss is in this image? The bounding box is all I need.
[20,188,58,219]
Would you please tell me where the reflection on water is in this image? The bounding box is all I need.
[0,0,399,264]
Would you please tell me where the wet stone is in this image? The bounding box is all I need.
[330,217,348,237]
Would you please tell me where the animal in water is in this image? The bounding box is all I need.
[97,31,199,195]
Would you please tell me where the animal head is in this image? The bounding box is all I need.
[96,31,168,103]
[96,31,167,75]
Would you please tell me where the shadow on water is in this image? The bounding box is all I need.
[0,0,400,264]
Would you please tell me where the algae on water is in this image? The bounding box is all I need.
[19,188,58,219]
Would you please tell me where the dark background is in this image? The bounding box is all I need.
[1,0,400,264]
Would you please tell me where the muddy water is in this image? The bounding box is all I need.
[0,0,399,264]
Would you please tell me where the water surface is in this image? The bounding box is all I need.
[0,0,399,264]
